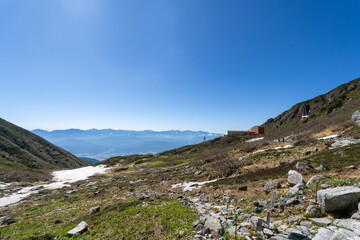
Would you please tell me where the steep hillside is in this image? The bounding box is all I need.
[263,77,360,138]
[0,118,87,182]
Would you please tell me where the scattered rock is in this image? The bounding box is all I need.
[194,234,203,240]
[320,183,331,189]
[66,221,88,237]
[0,215,15,225]
[195,223,204,231]
[199,194,207,202]
[315,165,328,171]
[253,201,267,208]
[250,216,267,231]
[195,171,202,175]
[66,190,77,194]
[177,195,184,199]
[300,221,313,228]
[331,228,357,239]
[295,162,310,171]
[286,216,301,224]
[305,151,312,155]
[287,183,305,196]
[31,186,44,191]
[263,228,274,236]
[192,220,204,227]
[287,170,303,186]
[312,227,334,240]
[238,186,248,191]
[263,182,281,193]
[306,205,322,218]
[306,175,325,186]
[285,196,303,206]
[331,139,360,148]
[351,212,360,220]
[286,232,310,240]
[309,217,332,227]
[54,219,62,224]
[317,186,360,212]
[347,165,357,170]
[333,218,354,229]
[204,216,224,235]
[179,230,185,237]
[203,227,211,234]
[87,206,100,215]
[138,194,149,200]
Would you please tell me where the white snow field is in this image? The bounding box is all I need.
[0,165,109,208]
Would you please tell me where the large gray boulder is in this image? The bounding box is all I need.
[66,221,88,237]
[287,170,303,186]
[317,186,360,212]
[204,216,224,235]
[353,110,360,125]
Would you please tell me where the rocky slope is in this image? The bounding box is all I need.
[0,118,87,182]
[263,77,360,139]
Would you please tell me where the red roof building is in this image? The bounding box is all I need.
[227,126,264,136]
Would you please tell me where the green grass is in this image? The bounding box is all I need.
[304,143,360,169]
[0,196,197,240]
[90,199,197,239]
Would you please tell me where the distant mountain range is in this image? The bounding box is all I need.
[32,129,224,160]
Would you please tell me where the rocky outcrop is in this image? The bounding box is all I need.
[317,186,360,212]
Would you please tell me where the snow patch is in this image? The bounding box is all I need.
[52,165,108,183]
[317,135,339,140]
[0,182,12,189]
[245,137,264,143]
[274,144,294,150]
[254,144,294,153]
[171,179,217,192]
[0,165,109,209]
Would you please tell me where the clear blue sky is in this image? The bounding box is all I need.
[1,0,359,133]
